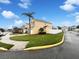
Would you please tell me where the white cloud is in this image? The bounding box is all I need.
[0,0,11,4]
[65,0,79,5]
[15,20,23,25]
[0,8,1,9]
[60,4,75,11]
[7,25,13,29]
[18,0,31,9]
[61,21,72,26]
[68,12,79,25]
[1,10,19,19]
[0,8,2,11]
[75,15,79,23]
[41,17,47,20]
[60,0,79,12]
[6,20,24,29]
[1,10,24,27]
[74,12,79,16]
[70,12,79,23]
[69,12,79,16]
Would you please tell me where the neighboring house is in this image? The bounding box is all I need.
[7,29,13,32]
[23,19,53,34]
[21,24,29,34]
[74,27,79,32]
[0,30,2,34]
[61,26,68,31]
[12,27,23,34]
[0,28,5,34]
[0,28,5,36]
[74,29,79,32]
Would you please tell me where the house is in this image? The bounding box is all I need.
[0,28,5,36]
[22,23,29,34]
[0,30,2,34]
[74,25,79,32]
[12,27,23,34]
[23,19,53,34]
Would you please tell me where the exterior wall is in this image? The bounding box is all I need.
[22,24,29,34]
[0,31,2,34]
[23,29,27,33]
[31,19,52,34]
[74,29,79,32]
[45,24,52,33]
[48,29,62,34]
[13,29,23,34]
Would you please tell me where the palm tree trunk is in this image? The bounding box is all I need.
[29,17,31,34]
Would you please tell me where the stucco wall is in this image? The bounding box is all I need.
[31,19,52,34]
[48,29,62,34]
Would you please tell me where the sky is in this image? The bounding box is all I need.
[0,0,79,29]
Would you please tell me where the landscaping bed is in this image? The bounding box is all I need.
[0,42,13,50]
[11,32,63,48]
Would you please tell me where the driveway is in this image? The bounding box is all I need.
[0,31,79,59]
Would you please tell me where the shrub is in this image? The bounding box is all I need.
[38,28,46,34]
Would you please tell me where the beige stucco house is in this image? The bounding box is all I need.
[22,19,52,34]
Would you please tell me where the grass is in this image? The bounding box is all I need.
[11,32,63,48]
[0,42,13,50]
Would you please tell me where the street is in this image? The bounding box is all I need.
[0,31,79,59]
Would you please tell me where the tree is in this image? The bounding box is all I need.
[22,12,34,34]
[0,28,5,32]
[76,25,79,29]
[57,26,62,29]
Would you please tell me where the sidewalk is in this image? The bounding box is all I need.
[0,33,29,51]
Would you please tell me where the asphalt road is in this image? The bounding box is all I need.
[0,31,79,59]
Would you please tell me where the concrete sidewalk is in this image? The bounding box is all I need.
[0,33,29,51]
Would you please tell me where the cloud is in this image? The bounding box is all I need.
[7,25,13,29]
[0,0,11,4]
[67,12,79,25]
[7,20,24,29]
[60,0,79,12]
[1,10,19,19]
[0,8,1,9]
[65,0,79,5]
[61,21,72,26]
[75,15,79,23]
[15,20,23,25]
[74,12,79,23]
[0,7,2,11]
[1,10,24,27]
[41,17,47,20]
[70,12,79,24]
[60,4,75,11]
[73,12,79,16]
[18,0,31,9]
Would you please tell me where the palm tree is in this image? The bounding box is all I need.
[22,12,34,34]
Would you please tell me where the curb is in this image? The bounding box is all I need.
[0,47,8,51]
[24,35,64,51]
[10,34,27,37]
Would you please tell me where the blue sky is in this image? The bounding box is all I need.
[0,0,79,29]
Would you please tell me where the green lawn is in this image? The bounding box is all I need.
[11,32,63,48]
[0,42,13,50]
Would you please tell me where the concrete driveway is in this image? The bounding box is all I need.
[0,31,79,59]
